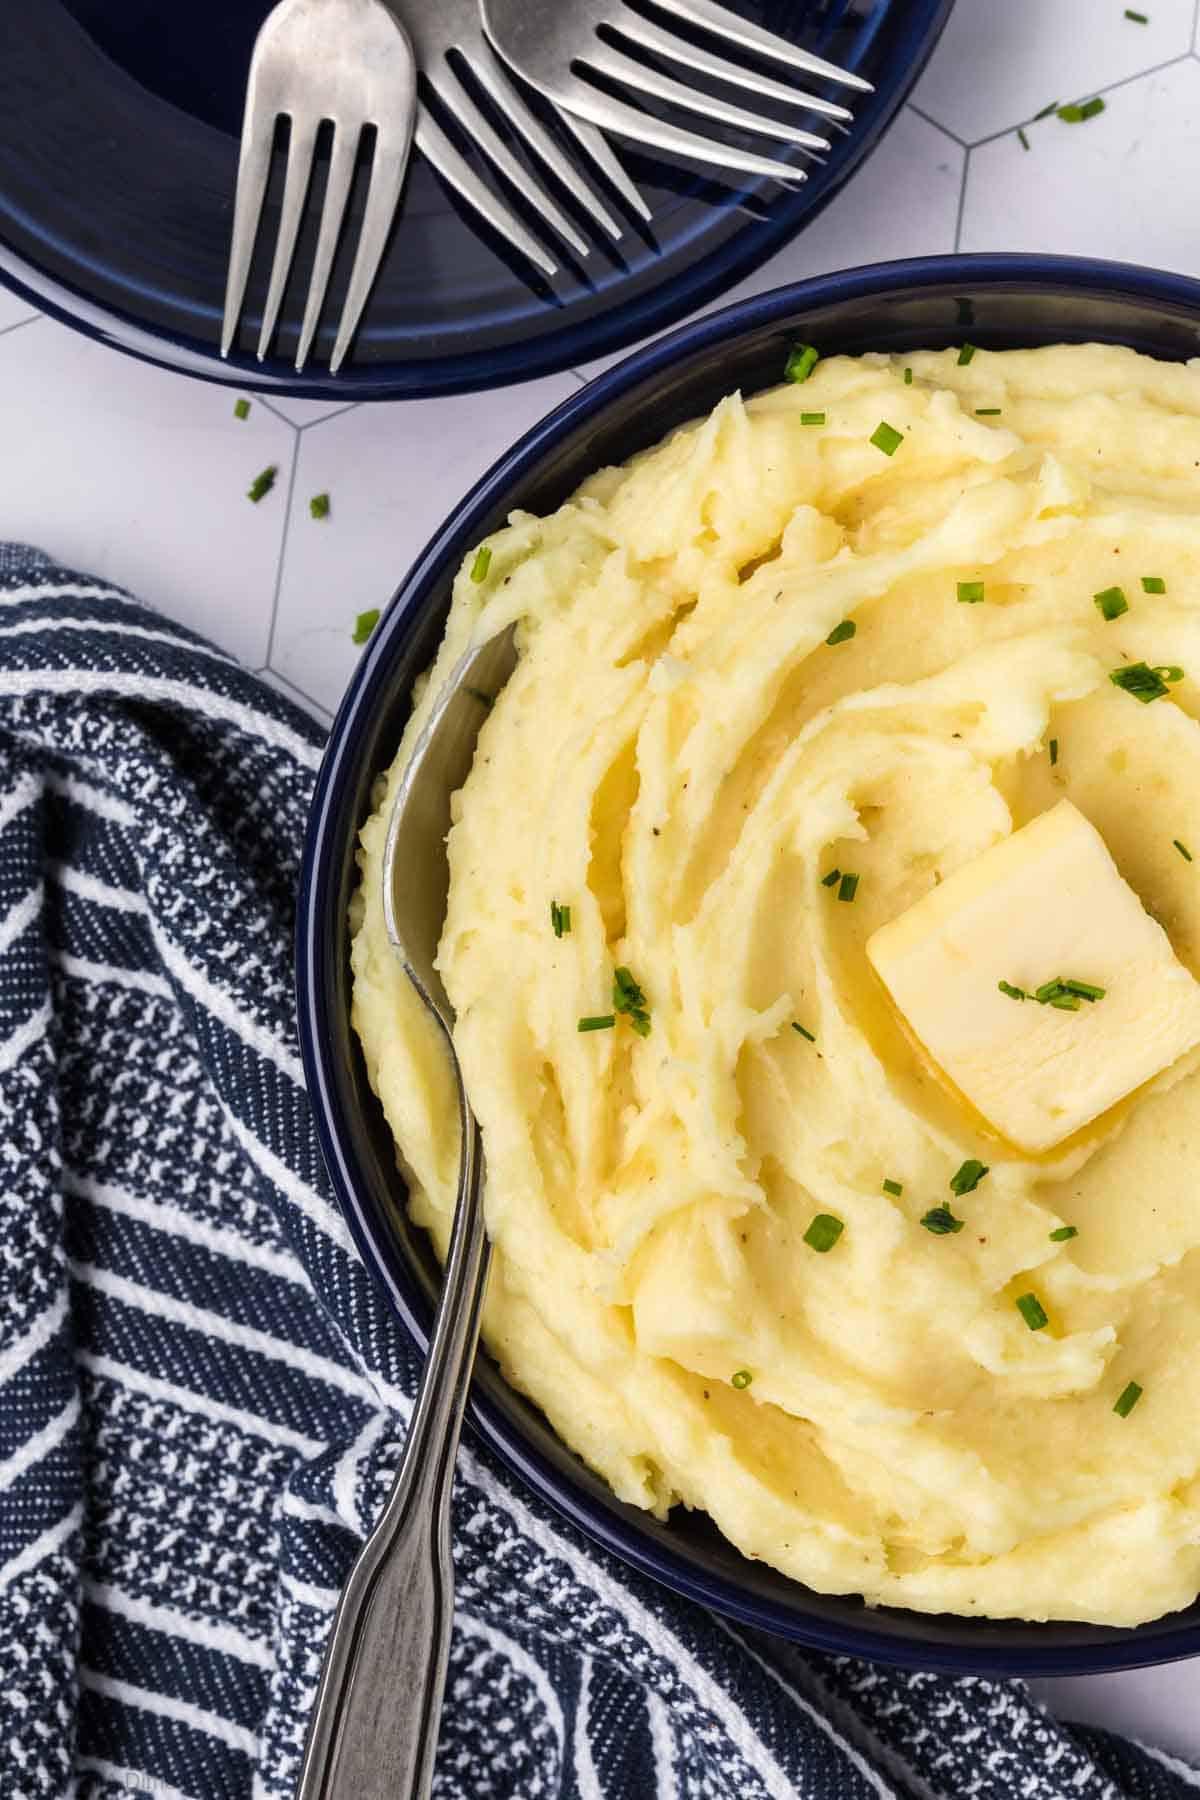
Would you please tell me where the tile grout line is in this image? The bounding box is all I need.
[256,663,332,723]
[264,425,303,670]
[255,394,302,429]
[905,102,969,151]
[952,146,971,257]
[965,49,1193,151]
[0,315,41,343]
[297,401,362,432]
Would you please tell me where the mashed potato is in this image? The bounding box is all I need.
[351,344,1200,1625]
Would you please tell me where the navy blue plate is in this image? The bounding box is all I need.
[0,0,950,399]
[298,255,1200,1671]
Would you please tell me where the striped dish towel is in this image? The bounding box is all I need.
[0,542,1196,1800]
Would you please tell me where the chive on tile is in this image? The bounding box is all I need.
[1057,97,1105,122]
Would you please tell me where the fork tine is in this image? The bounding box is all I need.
[413,107,558,279]
[427,65,590,258]
[257,116,319,361]
[649,0,873,93]
[585,42,830,150]
[295,124,361,373]
[540,78,808,182]
[221,114,274,358]
[465,41,622,242]
[613,12,853,121]
[557,112,652,224]
[330,128,412,374]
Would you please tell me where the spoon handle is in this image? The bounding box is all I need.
[296,1099,487,1799]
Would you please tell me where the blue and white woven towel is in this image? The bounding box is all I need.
[1,542,1197,1800]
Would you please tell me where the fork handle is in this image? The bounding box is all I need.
[295,1106,487,1800]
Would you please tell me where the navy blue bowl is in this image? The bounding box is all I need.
[297,253,1200,1673]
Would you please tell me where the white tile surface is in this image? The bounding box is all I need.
[0,317,296,667]
[4,4,1200,1759]
[914,0,1194,143]
[269,371,578,715]
[963,57,1200,269]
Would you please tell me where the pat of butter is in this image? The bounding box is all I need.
[867,800,1200,1153]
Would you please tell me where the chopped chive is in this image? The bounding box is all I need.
[1124,8,1148,19]
[921,1205,964,1235]
[957,580,985,604]
[234,397,250,420]
[1158,664,1185,682]
[870,420,904,457]
[1058,97,1105,122]
[613,966,651,1037]
[351,608,380,645]
[1175,839,1193,862]
[950,1159,988,1196]
[1094,585,1128,621]
[826,619,856,645]
[578,1014,616,1032]
[1017,126,1031,150]
[792,1021,816,1042]
[309,492,331,521]
[1050,1224,1079,1242]
[804,1212,844,1253]
[1036,977,1078,1004]
[731,1368,753,1389]
[470,545,492,583]
[1034,100,1059,119]
[1018,975,1105,1010]
[836,872,859,903]
[975,407,1003,415]
[821,868,842,888]
[550,900,571,938]
[786,344,820,384]
[1110,661,1174,702]
[1113,1379,1143,1417]
[1016,1292,1049,1331]
[903,366,913,385]
[247,465,277,503]
[801,411,826,426]
[1049,737,1059,766]
[1141,575,1166,593]
[957,343,977,366]
[882,1178,904,1197]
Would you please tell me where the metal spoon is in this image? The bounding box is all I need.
[296,621,518,1799]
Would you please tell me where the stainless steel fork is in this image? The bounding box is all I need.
[398,0,651,278]
[221,0,417,374]
[483,0,872,185]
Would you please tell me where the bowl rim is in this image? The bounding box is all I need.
[297,251,1200,1673]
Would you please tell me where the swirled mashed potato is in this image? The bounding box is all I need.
[352,344,1200,1625]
